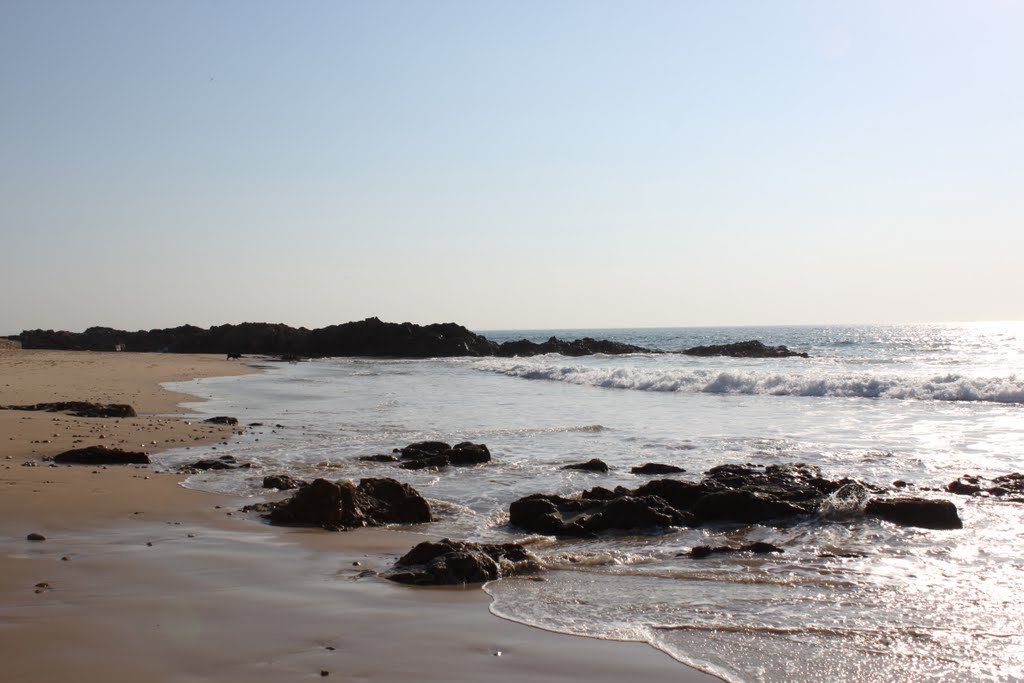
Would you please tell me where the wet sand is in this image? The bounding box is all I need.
[0,348,719,682]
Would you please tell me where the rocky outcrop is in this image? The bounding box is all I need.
[509,462,959,536]
[396,441,491,470]
[264,477,431,531]
[13,318,818,361]
[946,473,1024,500]
[13,318,498,358]
[386,539,540,585]
[683,340,809,358]
[495,336,652,357]
[865,497,963,529]
[1,401,137,418]
[631,463,686,475]
[52,446,150,465]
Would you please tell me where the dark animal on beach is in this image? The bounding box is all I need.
[226,352,243,360]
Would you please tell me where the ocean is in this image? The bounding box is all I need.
[161,322,1024,682]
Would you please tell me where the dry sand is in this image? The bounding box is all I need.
[0,348,720,682]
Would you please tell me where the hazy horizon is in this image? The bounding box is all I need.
[3,1,1022,333]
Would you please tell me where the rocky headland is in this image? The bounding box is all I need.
[9,318,811,359]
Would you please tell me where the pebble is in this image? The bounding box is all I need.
[26,532,46,541]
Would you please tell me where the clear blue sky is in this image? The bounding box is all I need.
[2,1,1021,333]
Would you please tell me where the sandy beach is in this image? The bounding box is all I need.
[0,348,718,683]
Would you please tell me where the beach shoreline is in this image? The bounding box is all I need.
[0,348,718,682]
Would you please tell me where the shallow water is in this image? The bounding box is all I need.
[162,323,1024,682]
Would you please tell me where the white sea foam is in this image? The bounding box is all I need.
[475,360,1024,404]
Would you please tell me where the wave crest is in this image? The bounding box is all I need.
[475,361,1024,404]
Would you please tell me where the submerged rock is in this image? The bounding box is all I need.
[358,454,400,463]
[562,458,609,473]
[265,477,431,531]
[386,538,541,585]
[52,446,150,465]
[687,542,785,559]
[184,455,250,471]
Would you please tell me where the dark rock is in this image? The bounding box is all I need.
[683,340,809,358]
[52,446,150,465]
[509,490,690,536]
[581,495,692,532]
[0,401,137,418]
[496,336,653,358]
[509,494,593,536]
[203,416,239,426]
[633,479,717,510]
[262,474,304,490]
[865,497,962,529]
[400,441,451,457]
[386,539,540,585]
[396,440,491,469]
[688,542,784,559]
[187,456,249,471]
[359,454,400,462]
[562,458,609,473]
[13,318,672,360]
[400,454,450,470]
[692,490,808,524]
[448,442,491,465]
[946,473,1024,498]
[266,477,431,531]
[580,486,619,500]
[509,462,884,537]
[26,533,46,541]
[631,463,686,475]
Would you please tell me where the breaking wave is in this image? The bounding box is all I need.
[475,361,1024,404]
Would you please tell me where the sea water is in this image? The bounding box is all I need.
[161,323,1024,682]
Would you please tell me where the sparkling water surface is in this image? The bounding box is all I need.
[162,323,1024,682]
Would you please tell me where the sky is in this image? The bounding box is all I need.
[1,1,1022,333]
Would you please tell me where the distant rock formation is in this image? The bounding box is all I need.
[495,336,651,357]
[14,318,498,358]
[13,318,810,360]
[683,340,809,358]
